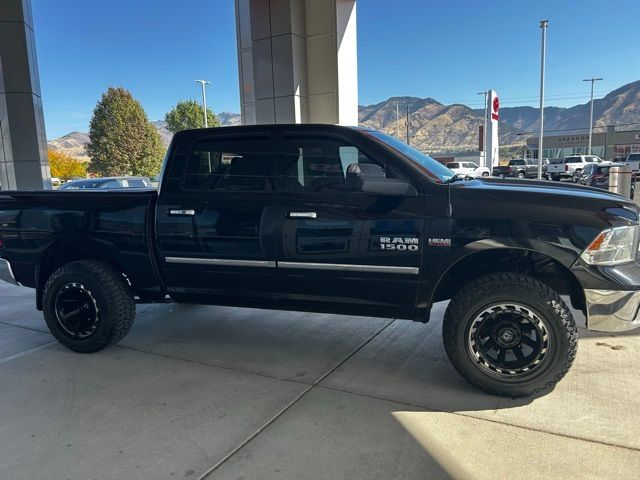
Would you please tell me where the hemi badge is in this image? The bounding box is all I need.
[428,238,451,247]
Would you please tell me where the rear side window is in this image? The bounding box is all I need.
[509,160,524,166]
[183,139,275,191]
[447,163,460,169]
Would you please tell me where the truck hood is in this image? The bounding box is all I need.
[458,176,632,203]
[453,177,638,225]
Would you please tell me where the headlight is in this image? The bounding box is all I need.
[581,225,640,265]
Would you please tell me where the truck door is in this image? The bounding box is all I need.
[156,133,280,305]
[274,133,423,318]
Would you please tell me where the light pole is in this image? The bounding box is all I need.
[195,79,211,128]
[396,101,400,139]
[537,20,548,180]
[406,103,410,146]
[583,77,603,155]
[478,91,488,168]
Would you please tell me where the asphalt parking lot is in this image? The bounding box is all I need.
[1,280,640,479]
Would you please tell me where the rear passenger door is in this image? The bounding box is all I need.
[156,133,280,305]
[273,133,424,317]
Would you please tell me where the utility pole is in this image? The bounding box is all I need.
[583,77,603,155]
[478,91,488,168]
[396,101,400,139]
[537,20,548,180]
[406,104,410,146]
[195,79,211,128]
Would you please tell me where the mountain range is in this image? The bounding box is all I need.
[48,81,640,159]
[358,80,640,153]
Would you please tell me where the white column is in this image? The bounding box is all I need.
[486,90,500,168]
[235,0,358,126]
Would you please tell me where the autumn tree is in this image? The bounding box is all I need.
[87,87,165,177]
[48,150,88,180]
[164,100,220,134]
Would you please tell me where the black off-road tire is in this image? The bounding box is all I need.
[43,260,136,353]
[443,273,577,397]
[517,172,525,179]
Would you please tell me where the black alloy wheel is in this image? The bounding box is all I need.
[468,303,548,377]
[54,282,100,339]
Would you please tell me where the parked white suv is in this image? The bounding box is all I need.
[446,161,490,178]
[546,155,602,181]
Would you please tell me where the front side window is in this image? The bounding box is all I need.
[184,139,275,191]
[281,137,399,193]
[363,130,454,182]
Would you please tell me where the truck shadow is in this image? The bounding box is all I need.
[127,302,540,414]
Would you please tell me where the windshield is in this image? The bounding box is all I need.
[364,130,454,182]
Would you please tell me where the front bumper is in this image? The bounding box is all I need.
[0,258,21,286]
[585,289,640,332]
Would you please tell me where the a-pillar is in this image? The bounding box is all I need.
[235,0,358,126]
[0,0,50,190]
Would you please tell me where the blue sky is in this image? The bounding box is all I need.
[33,0,640,139]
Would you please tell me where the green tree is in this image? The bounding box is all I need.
[87,87,165,177]
[164,100,220,134]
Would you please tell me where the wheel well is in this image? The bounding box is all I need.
[36,238,125,310]
[431,249,585,314]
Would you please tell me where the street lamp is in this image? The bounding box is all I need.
[537,20,548,180]
[195,79,211,128]
[583,77,603,155]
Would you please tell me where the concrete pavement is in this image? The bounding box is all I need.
[1,281,639,479]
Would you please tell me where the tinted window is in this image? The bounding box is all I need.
[184,139,275,191]
[128,179,149,188]
[281,137,395,193]
[364,130,454,182]
[509,160,524,166]
[100,180,121,189]
[447,163,460,169]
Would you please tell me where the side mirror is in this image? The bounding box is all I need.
[345,163,417,196]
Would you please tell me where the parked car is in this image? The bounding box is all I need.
[576,162,635,199]
[58,177,153,190]
[446,161,490,177]
[546,155,602,181]
[493,158,539,178]
[625,153,640,176]
[1,124,639,398]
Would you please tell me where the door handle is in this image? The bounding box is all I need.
[288,211,317,219]
[169,209,196,216]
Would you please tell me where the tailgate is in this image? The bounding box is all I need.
[547,163,564,173]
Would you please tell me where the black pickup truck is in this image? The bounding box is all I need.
[2,124,640,397]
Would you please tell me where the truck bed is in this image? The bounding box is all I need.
[0,189,163,300]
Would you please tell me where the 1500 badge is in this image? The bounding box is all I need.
[379,237,419,251]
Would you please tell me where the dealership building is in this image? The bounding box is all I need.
[526,127,640,161]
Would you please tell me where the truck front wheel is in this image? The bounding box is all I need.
[43,260,136,353]
[442,273,577,397]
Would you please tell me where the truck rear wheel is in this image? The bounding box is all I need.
[43,260,136,353]
[442,273,577,397]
